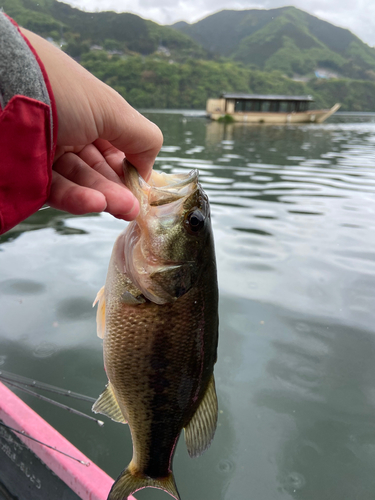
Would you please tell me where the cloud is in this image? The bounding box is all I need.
[61,0,375,46]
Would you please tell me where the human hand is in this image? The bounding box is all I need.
[20,28,163,220]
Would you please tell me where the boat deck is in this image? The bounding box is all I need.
[0,381,136,500]
[0,420,81,499]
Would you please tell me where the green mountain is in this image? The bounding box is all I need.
[172,7,375,80]
[0,0,208,60]
[3,1,375,80]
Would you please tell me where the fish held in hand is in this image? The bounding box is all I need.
[93,160,219,500]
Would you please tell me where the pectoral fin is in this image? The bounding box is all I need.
[184,375,218,458]
[93,286,106,339]
[92,382,127,424]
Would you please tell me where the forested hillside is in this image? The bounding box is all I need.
[0,0,207,60]
[173,7,375,81]
[80,51,375,111]
[1,0,375,111]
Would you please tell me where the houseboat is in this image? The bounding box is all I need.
[206,93,340,124]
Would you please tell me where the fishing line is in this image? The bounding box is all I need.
[0,370,96,403]
[2,380,104,427]
[0,421,90,466]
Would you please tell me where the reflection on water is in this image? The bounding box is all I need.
[2,112,375,499]
[0,208,93,244]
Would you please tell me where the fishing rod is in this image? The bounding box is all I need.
[0,370,96,403]
[0,421,90,466]
[2,380,104,427]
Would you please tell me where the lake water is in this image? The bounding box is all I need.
[1,112,375,500]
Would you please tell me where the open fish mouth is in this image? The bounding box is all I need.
[121,160,208,305]
[123,159,199,209]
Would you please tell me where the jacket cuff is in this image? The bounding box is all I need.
[0,13,58,235]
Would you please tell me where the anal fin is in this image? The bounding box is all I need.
[184,374,218,458]
[92,382,127,424]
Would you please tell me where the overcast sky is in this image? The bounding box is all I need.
[62,0,375,47]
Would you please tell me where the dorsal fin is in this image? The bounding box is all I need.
[184,375,218,458]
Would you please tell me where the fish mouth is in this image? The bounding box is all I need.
[123,159,199,211]
[122,160,202,305]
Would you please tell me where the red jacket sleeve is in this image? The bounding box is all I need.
[0,16,57,235]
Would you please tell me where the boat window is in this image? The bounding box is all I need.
[279,102,288,112]
[269,101,279,112]
[234,99,292,112]
[287,101,296,112]
[251,101,261,112]
[235,100,244,112]
[280,101,297,113]
[245,100,254,111]
[299,101,309,112]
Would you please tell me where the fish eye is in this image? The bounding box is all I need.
[185,210,205,234]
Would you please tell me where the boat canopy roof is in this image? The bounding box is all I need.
[221,93,314,102]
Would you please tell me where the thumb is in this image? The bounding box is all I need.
[97,87,163,180]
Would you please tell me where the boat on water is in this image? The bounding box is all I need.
[0,380,136,500]
[206,93,341,124]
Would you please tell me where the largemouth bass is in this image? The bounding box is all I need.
[93,160,219,500]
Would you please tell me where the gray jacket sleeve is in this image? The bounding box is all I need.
[0,12,57,235]
[0,12,51,110]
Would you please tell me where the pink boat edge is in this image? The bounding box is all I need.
[0,381,136,500]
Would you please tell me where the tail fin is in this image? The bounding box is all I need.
[108,462,180,500]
